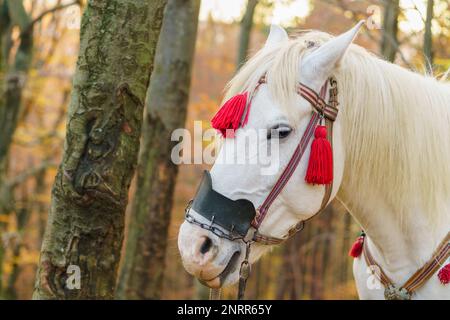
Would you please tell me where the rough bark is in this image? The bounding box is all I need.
[424,0,434,73]
[116,0,200,300]
[32,0,167,300]
[380,0,400,62]
[237,0,258,69]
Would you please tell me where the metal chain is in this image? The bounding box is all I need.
[186,200,254,300]
[237,241,252,300]
[209,288,222,300]
[184,201,245,241]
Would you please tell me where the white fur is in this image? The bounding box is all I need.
[178,23,450,299]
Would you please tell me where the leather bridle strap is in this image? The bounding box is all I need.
[310,77,338,215]
[297,82,338,121]
[251,78,337,236]
[363,232,450,298]
[363,239,395,289]
[404,235,449,292]
[253,111,321,228]
[234,79,338,300]
[213,78,339,301]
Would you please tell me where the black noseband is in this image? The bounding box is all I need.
[190,171,257,238]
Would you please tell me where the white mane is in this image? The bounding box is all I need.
[225,31,450,229]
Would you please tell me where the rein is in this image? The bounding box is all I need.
[185,76,339,299]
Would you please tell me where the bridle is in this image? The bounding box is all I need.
[184,75,339,299]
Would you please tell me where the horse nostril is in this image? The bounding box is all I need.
[199,236,213,254]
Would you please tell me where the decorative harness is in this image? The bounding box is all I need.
[185,72,450,300]
[351,231,450,300]
[185,75,339,299]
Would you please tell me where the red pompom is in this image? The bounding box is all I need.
[305,125,333,185]
[211,92,249,138]
[349,235,365,258]
[438,263,450,285]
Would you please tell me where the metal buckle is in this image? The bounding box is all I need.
[328,77,339,109]
[316,98,326,116]
[244,227,256,243]
[251,208,261,228]
[184,199,193,215]
[384,285,412,300]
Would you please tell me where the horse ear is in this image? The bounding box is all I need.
[264,25,289,50]
[301,21,365,82]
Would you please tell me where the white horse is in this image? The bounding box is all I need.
[178,22,450,299]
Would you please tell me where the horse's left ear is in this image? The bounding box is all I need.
[301,21,365,83]
[264,25,289,50]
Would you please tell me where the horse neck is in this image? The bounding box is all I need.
[336,60,450,276]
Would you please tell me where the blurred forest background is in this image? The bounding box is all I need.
[0,0,448,300]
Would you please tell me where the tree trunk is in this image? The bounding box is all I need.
[380,0,400,62]
[4,191,31,300]
[0,0,10,90]
[309,230,321,299]
[424,0,434,73]
[0,0,32,298]
[237,0,258,69]
[32,0,167,300]
[318,207,334,299]
[0,0,32,174]
[116,0,199,300]
[341,212,352,283]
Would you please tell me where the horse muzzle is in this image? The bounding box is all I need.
[178,218,242,287]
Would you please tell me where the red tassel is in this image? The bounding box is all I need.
[211,92,249,138]
[438,263,450,285]
[349,234,365,258]
[305,125,333,184]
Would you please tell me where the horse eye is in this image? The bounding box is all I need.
[267,125,292,140]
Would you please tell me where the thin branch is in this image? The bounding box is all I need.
[322,0,415,69]
[5,0,31,31]
[22,0,81,35]
[15,89,69,147]
[383,31,415,69]
[7,160,57,189]
[410,0,426,24]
